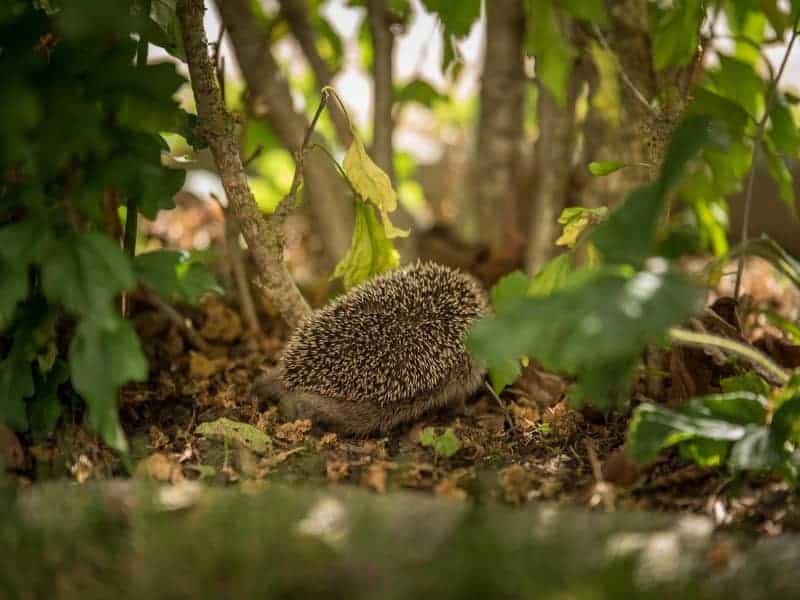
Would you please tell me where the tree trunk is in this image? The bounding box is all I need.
[216,0,353,262]
[177,0,311,329]
[525,72,581,273]
[470,0,526,261]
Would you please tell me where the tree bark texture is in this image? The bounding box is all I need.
[525,72,581,273]
[366,0,396,182]
[177,0,312,329]
[217,0,353,261]
[470,0,526,260]
[278,0,353,149]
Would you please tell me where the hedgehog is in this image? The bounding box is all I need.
[271,261,490,436]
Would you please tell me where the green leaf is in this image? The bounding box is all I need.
[69,316,148,452]
[28,360,69,439]
[592,185,663,265]
[651,0,704,70]
[343,135,409,238]
[767,99,800,157]
[332,202,400,290]
[771,396,800,445]
[681,391,767,426]
[395,79,447,108]
[707,55,764,119]
[195,417,272,455]
[0,262,28,330]
[728,426,781,472]
[421,0,480,69]
[525,0,578,106]
[720,373,771,397]
[626,403,748,464]
[679,439,729,467]
[134,250,221,304]
[489,359,522,395]
[468,264,704,409]
[42,234,135,318]
[0,339,35,431]
[593,116,711,265]
[528,253,572,297]
[588,161,626,176]
[490,271,530,314]
[658,115,712,192]
[556,206,608,248]
[763,137,796,213]
[560,0,607,24]
[419,427,461,458]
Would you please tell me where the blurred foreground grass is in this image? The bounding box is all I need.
[2,480,799,599]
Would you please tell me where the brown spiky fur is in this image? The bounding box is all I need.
[277,261,490,436]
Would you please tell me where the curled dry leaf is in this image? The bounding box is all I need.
[326,459,350,483]
[498,464,534,505]
[361,461,395,494]
[135,452,185,484]
[188,351,227,379]
[274,419,312,444]
[199,296,242,342]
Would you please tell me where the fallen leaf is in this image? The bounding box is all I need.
[326,459,350,483]
[362,461,394,494]
[199,296,242,341]
[188,352,227,379]
[274,419,312,444]
[195,417,272,454]
[135,452,184,483]
[498,464,533,505]
[0,425,25,471]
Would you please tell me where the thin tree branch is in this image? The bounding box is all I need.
[216,0,352,259]
[591,24,655,115]
[142,287,212,353]
[734,12,800,299]
[366,0,396,181]
[278,0,352,148]
[176,0,311,328]
[211,193,263,338]
[668,327,789,385]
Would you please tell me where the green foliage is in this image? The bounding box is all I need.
[523,0,606,106]
[626,386,800,486]
[651,0,704,69]
[332,202,400,290]
[555,206,608,248]
[134,250,222,304]
[419,427,461,458]
[589,161,627,176]
[420,0,481,70]
[0,1,206,451]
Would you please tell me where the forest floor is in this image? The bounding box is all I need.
[5,211,800,597]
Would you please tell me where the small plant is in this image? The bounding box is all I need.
[420,427,461,459]
[626,374,800,485]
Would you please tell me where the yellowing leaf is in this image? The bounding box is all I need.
[343,136,409,239]
[555,206,609,248]
[332,202,399,289]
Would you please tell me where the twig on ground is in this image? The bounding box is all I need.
[484,380,516,433]
[211,193,263,338]
[141,287,212,353]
